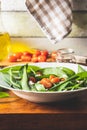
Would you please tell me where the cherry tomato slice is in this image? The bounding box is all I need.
[51,51,57,59]
[34,50,41,56]
[8,55,17,62]
[21,55,31,62]
[38,55,46,62]
[13,52,23,59]
[41,50,48,57]
[50,77,60,84]
[31,56,38,62]
[23,51,32,56]
[40,78,52,89]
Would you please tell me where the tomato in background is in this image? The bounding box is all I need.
[21,55,31,62]
[51,51,57,59]
[41,50,48,57]
[38,55,46,62]
[7,49,58,63]
[31,56,38,62]
[13,52,23,59]
[22,51,32,57]
[34,50,41,56]
[8,55,17,62]
[46,58,56,62]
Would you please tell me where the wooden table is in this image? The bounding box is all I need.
[0,90,87,130]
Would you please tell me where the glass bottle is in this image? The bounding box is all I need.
[56,48,76,63]
[0,1,11,61]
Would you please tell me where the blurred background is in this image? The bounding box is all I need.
[0,0,87,56]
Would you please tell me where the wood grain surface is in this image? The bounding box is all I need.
[0,90,87,130]
[0,61,87,130]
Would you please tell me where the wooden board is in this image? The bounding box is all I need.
[0,61,30,67]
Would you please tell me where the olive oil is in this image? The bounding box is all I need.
[11,41,36,54]
[0,1,11,61]
[0,33,11,61]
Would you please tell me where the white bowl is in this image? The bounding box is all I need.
[0,62,87,103]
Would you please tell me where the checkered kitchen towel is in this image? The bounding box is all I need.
[25,0,73,44]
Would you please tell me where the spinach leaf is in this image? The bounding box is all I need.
[39,67,75,78]
[33,83,46,92]
[9,69,21,89]
[61,67,75,77]
[78,65,86,73]
[21,64,30,91]
[0,65,22,73]
[27,65,41,73]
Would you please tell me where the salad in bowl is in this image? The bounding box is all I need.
[0,62,87,103]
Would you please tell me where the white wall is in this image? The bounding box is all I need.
[0,0,87,56]
[1,0,87,11]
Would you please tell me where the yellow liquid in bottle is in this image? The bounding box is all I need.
[11,41,36,54]
[0,33,11,61]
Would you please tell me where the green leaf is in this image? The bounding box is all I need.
[39,66,75,79]
[57,81,70,91]
[0,92,9,98]
[9,69,21,89]
[78,65,85,73]
[77,71,87,78]
[27,65,41,73]
[21,64,30,91]
[61,67,75,77]
[0,65,22,73]
[34,83,46,92]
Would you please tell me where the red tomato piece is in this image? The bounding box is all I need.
[31,56,38,62]
[51,51,57,59]
[38,55,46,62]
[8,55,17,62]
[50,77,60,84]
[21,55,31,62]
[23,51,32,56]
[46,58,56,62]
[13,52,23,59]
[40,78,52,89]
[41,50,48,57]
[49,75,56,80]
[34,50,41,56]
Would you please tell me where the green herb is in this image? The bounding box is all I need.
[39,66,75,78]
[9,68,21,89]
[0,64,87,92]
[20,64,30,91]
[78,64,85,73]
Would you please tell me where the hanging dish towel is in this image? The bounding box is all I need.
[25,0,73,44]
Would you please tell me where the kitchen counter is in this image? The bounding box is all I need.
[0,90,87,130]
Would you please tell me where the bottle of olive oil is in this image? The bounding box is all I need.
[0,33,11,61]
[0,2,11,61]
